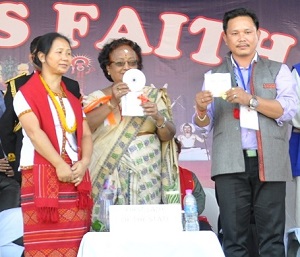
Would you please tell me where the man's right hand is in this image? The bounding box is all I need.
[0,158,14,177]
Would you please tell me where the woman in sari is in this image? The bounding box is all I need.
[13,32,93,256]
[84,38,179,227]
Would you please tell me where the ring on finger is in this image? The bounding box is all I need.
[233,94,237,99]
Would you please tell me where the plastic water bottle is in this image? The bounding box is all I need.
[98,177,114,231]
[183,189,199,231]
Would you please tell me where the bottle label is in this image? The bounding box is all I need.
[184,205,197,213]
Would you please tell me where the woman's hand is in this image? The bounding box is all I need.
[0,158,14,177]
[111,82,130,105]
[71,160,89,187]
[55,161,74,183]
[55,160,88,186]
[142,101,159,119]
[142,101,176,141]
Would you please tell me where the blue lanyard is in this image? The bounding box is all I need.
[233,59,252,92]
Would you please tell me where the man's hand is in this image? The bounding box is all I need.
[0,158,14,177]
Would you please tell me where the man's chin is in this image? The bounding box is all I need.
[235,50,252,57]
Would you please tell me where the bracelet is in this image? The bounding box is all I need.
[196,111,207,122]
[107,101,116,110]
[156,116,167,129]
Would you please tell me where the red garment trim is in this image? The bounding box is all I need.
[249,63,265,181]
[20,72,92,223]
[179,166,195,209]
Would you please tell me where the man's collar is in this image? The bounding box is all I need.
[231,52,258,68]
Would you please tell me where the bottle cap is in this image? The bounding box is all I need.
[185,189,192,194]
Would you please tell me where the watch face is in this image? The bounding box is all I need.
[250,97,258,109]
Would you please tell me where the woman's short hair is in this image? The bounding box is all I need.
[98,37,143,82]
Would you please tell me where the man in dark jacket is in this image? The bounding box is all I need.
[0,90,20,211]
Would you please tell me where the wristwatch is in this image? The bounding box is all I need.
[249,95,259,110]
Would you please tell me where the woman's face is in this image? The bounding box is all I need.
[39,37,72,75]
[183,125,192,134]
[106,45,138,83]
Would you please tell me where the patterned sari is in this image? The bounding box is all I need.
[85,86,179,224]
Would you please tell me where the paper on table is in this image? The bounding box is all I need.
[204,73,232,97]
[109,204,183,233]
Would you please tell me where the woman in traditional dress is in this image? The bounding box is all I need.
[84,38,179,227]
[13,32,93,256]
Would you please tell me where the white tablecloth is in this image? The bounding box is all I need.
[77,231,225,257]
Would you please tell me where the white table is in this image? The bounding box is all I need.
[77,231,225,257]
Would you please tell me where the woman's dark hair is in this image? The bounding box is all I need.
[98,37,143,82]
[30,36,41,55]
[223,8,259,34]
[174,137,182,154]
[33,32,71,69]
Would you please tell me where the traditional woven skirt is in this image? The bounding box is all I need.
[21,168,91,257]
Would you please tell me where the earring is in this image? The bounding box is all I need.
[108,72,110,75]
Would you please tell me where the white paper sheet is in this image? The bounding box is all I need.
[204,73,232,97]
[121,91,144,116]
[239,105,259,130]
[109,204,183,233]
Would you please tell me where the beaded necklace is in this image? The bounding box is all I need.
[57,96,78,154]
[40,75,77,133]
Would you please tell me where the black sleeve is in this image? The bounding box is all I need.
[62,76,81,99]
[0,83,19,171]
[0,142,5,159]
[192,173,206,215]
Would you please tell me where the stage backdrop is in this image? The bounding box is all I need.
[0,0,299,190]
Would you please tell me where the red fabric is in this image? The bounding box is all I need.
[248,64,265,181]
[20,72,92,223]
[21,168,91,257]
[179,166,194,209]
[199,216,209,222]
[233,108,240,119]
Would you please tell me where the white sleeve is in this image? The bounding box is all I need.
[291,69,300,128]
[13,91,31,117]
